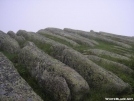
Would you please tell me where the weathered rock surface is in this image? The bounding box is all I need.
[0,31,20,53]
[50,44,131,93]
[17,30,131,93]
[16,30,30,39]
[86,49,130,61]
[16,30,57,46]
[18,42,89,101]
[99,31,134,44]
[7,31,25,43]
[0,52,43,101]
[37,29,80,47]
[64,28,132,48]
[113,46,134,57]
[1,27,133,100]
[45,28,98,47]
[86,55,134,74]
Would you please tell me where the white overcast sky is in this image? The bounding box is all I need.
[0,0,134,36]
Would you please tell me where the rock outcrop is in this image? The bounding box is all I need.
[64,28,132,48]
[1,27,134,101]
[18,42,89,101]
[16,30,131,93]
[7,31,25,43]
[37,29,80,47]
[86,55,133,74]
[86,49,130,61]
[0,31,20,53]
[45,28,98,47]
[0,52,43,101]
[50,44,131,93]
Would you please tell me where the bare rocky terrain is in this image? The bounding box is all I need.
[0,28,134,101]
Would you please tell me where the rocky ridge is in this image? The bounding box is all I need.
[0,28,134,101]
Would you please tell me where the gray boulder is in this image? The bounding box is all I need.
[45,28,98,47]
[0,52,43,101]
[37,29,80,47]
[86,49,130,61]
[86,55,134,74]
[7,31,25,43]
[0,31,20,53]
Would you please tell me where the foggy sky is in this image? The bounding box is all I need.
[0,0,134,36]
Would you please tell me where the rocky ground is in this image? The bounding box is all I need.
[0,28,134,101]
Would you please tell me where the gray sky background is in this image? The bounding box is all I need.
[0,0,134,36]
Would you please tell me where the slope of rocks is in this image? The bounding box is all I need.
[18,41,89,101]
[0,28,134,101]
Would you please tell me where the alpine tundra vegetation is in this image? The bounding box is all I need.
[0,28,134,101]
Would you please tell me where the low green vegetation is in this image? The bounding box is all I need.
[34,42,52,54]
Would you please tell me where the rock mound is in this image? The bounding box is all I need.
[0,31,20,53]
[18,41,89,101]
[64,28,132,48]
[37,29,80,47]
[87,49,130,60]
[7,31,25,43]
[50,44,131,93]
[0,28,134,101]
[0,52,43,101]
[86,55,133,74]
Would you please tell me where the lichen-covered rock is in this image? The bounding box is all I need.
[86,55,134,74]
[37,29,80,47]
[87,49,130,61]
[64,28,132,48]
[16,30,29,39]
[40,70,71,101]
[50,44,131,93]
[45,27,65,35]
[7,31,25,43]
[64,33,95,47]
[18,42,89,101]
[99,31,134,44]
[113,46,134,57]
[17,30,131,93]
[45,28,98,47]
[0,31,20,53]
[0,52,43,101]
[7,31,16,38]
[16,30,58,46]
